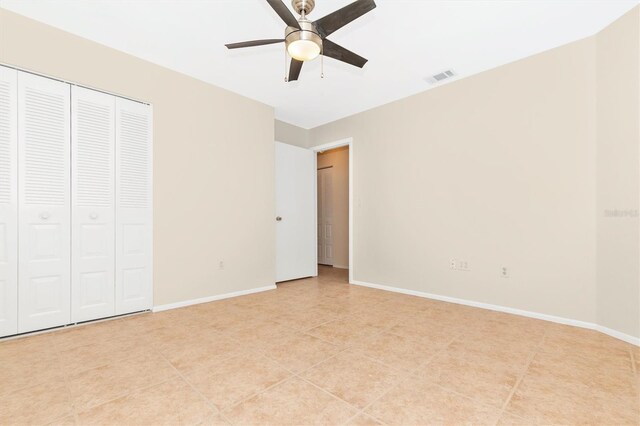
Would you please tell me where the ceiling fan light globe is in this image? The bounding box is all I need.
[287,39,321,61]
[285,22,322,62]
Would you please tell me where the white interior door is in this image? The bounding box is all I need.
[317,167,334,266]
[275,142,316,282]
[0,66,18,337]
[18,71,71,333]
[71,86,116,322]
[115,98,152,314]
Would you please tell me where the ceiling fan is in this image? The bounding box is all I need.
[225,0,376,82]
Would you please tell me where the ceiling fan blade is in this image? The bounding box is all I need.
[266,0,301,29]
[322,39,368,68]
[288,59,303,82]
[315,0,376,38]
[225,39,284,49]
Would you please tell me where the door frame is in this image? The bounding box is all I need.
[310,138,353,283]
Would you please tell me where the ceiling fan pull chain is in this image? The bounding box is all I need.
[321,46,324,79]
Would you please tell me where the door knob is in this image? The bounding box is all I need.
[276,216,282,222]
[90,213,99,220]
[40,211,50,220]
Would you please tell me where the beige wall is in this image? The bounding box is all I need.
[317,147,349,269]
[275,120,310,148]
[596,7,640,338]
[311,35,600,325]
[0,9,276,306]
[309,7,640,339]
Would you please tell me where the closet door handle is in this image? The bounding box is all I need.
[90,213,99,220]
[39,211,50,220]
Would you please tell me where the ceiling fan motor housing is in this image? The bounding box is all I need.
[285,20,323,58]
[292,0,315,16]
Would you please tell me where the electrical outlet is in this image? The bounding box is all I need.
[450,259,470,271]
[219,260,225,270]
[501,267,509,278]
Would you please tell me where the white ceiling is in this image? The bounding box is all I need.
[1,0,638,128]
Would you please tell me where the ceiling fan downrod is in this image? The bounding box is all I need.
[292,0,315,17]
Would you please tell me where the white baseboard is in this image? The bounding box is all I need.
[596,324,640,347]
[351,280,640,347]
[333,264,349,270]
[152,285,277,313]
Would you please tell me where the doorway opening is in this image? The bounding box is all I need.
[317,146,348,270]
[312,138,353,283]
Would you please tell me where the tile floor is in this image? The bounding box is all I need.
[1,266,638,425]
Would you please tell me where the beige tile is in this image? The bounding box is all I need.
[53,319,136,351]
[260,332,340,373]
[348,309,402,329]
[118,311,163,328]
[0,381,73,426]
[0,348,64,396]
[632,347,640,375]
[158,332,239,373]
[0,332,59,358]
[345,413,385,425]
[68,363,134,411]
[68,352,177,411]
[224,319,297,348]
[506,365,640,425]
[58,343,115,374]
[198,414,231,426]
[307,317,385,347]
[541,323,632,359]
[185,353,291,410]
[58,336,153,375]
[78,378,214,426]
[354,331,442,372]
[466,311,548,342]
[387,320,457,348]
[224,377,358,425]
[273,306,339,331]
[314,298,372,316]
[144,322,204,348]
[455,329,542,358]
[495,411,536,426]
[418,341,530,407]
[47,415,77,426]
[365,375,500,425]
[122,351,179,388]
[529,350,636,396]
[302,350,404,409]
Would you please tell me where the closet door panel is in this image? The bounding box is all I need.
[71,86,115,322]
[18,72,71,333]
[0,66,18,337]
[115,98,152,314]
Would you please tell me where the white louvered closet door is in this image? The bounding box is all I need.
[115,98,152,315]
[18,72,71,333]
[71,87,115,322]
[0,66,18,337]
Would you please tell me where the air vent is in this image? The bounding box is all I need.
[426,69,456,85]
